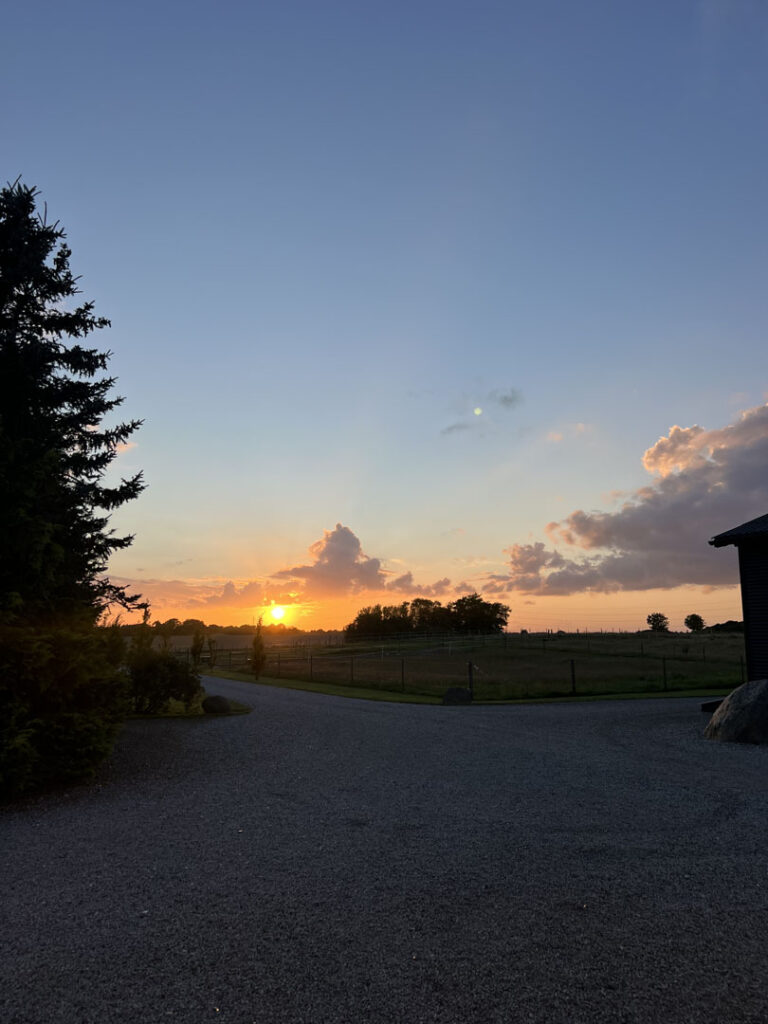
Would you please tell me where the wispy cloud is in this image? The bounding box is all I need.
[489,388,522,409]
[440,385,523,436]
[545,422,591,443]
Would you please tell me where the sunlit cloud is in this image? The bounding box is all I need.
[114,522,473,622]
[272,523,455,599]
[271,523,387,596]
[498,403,768,595]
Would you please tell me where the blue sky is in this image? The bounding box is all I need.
[4,0,767,628]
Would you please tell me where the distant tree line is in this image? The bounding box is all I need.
[705,619,744,633]
[344,594,510,640]
[118,617,304,641]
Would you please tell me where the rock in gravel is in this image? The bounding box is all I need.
[704,679,768,744]
[442,687,473,705]
[202,694,232,714]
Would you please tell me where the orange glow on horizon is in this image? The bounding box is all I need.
[121,585,742,634]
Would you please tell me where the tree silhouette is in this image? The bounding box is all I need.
[251,617,267,679]
[684,613,705,633]
[646,612,670,633]
[0,180,144,621]
[0,180,144,796]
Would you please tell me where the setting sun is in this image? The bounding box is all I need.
[270,605,286,621]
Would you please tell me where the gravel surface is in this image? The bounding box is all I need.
[3,678,768,1024]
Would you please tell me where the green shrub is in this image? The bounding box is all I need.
[126,648,202,715]
[0,624,128,800]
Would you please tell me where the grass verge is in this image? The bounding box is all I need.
[204,669,442,704]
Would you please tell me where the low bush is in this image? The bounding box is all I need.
[0,623,128,800]
[126,648,202,715]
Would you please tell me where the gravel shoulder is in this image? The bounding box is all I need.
[4,678,768,1024]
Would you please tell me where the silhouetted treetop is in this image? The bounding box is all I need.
[344,594,509,640]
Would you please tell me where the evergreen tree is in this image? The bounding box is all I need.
[0,179,144,797]
[252,617,267,679]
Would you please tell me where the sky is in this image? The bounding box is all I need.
[3,0,767,631]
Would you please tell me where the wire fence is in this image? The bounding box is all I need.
[175,632,746,700]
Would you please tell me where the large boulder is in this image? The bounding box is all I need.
[704,679,768,744]
[202,694,232,715]
[442,687,473,706]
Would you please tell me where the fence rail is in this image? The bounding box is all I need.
[173,632,746,701]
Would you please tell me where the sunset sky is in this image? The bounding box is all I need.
[4,1,767,631]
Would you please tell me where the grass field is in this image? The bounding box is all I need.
[202,631,746,701]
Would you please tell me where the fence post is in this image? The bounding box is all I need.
[467,660,474,697]
[309,656,313,682]
[662,657,667,691]
[277,653,281,678]
[401,657,405,692]
[570,659,576,695]
[350,657,354,683]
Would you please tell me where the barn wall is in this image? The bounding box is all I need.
[738,542,768,681]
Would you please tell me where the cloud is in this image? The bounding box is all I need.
[481,581,512,595]
[120,524,490,619]
[440,386,522,436]
[195,580,268,608]
[271,523,386,596]
[453,580,476,595]
[386,572,452,597]
[546,422,591,444]
[271,523,459,600]
[490,388,522,409]
[111,574,302,612]
[499,403,768,595]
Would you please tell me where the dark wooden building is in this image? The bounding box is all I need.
[710,513,768,681]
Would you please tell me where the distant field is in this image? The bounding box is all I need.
[193,631,746,701]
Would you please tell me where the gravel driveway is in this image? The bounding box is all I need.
[3,678,768,1024]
